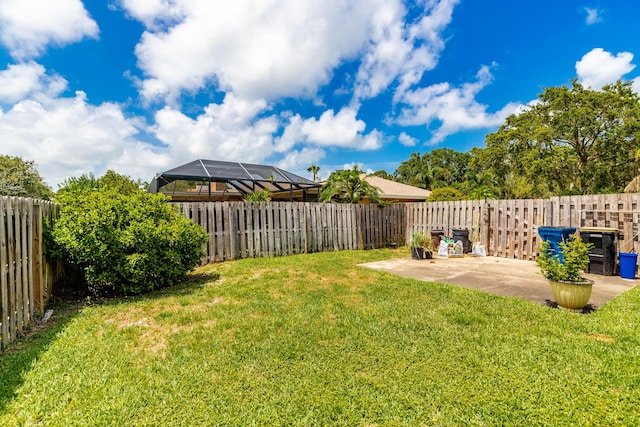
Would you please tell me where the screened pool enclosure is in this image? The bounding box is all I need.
[148,159,321,202]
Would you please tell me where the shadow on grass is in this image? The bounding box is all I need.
[0,301,81,413]
[544,299,597,314]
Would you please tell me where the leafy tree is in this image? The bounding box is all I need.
[319,166,381,204]
[370,169,395,180]
[481,79,640,198]
[426,187,465,202]
[53,171,208,296]
[0,155,53,199]
[394,148,471,190]
[394,152,432,188]
[307,165,320,182]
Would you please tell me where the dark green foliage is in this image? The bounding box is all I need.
[369,169,394,180]
[319,166,381,204]
[53,171,208,295]
[427,187,465,202]
[0,155,53,199]
[480,79,640,198]
[394,148,471,190]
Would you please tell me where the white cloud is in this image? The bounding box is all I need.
[123,0,459,105]
[301,108,366,146]
[398,132,417,147]
[152,93,279,166]
[0,90,147,187]
[576,48,635,89]
[584,7,603,25]
[354,0,459,102]
[397,65,522,143]
[0,0,98,59]
[0,62,67,103]
[130,0,375,102]
[275,147,326,176]
[118,0,185,30]
[277,107,383,151]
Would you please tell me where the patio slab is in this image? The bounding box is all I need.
[359,255,638,308]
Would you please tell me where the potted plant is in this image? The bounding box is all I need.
[422,234,435,259]
[536,232,594,312]
[410,232,426,260]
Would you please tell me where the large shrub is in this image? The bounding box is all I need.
[53,171,208,295]
[426,187,465,202]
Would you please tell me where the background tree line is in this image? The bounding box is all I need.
[394,79,640,200]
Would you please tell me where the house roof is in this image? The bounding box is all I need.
[361,174,431,201]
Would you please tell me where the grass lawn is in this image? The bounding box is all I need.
[1,249,640,426]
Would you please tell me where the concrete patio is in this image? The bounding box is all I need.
[360,255,638,309]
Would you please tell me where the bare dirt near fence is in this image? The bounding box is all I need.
[360,255,638,308]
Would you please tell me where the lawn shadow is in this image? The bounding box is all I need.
[544,299,597,314]
[0,301,81,413]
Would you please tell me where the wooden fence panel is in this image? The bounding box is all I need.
[174,201,406,264]
[405,193,640,261]
[1,197,60,350]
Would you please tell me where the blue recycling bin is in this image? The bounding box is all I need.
[537,226,577,263]
[619,252,637,279]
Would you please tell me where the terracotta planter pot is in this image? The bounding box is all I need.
[548,278,594,312]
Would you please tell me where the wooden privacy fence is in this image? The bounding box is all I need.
[1,197,61,350]
[406,193,640,261]
[175,201,405,263]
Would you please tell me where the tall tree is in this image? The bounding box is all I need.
[370,169,395,180]
[0,155,53,199]
[307,165,320,182]
[394,148,471,190]
[480,79,640,197]
[319,166,381,204]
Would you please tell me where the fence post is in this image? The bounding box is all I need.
[1,199,8,348]
[544,199,554,226]
[31,203,43,316]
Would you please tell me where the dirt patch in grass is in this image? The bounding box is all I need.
[587,333,615,343]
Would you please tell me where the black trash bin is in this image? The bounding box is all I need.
[579,227,617,276]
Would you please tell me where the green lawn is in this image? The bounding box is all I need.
[1,249,639,426]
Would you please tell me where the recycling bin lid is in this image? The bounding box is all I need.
[579,227,618,233]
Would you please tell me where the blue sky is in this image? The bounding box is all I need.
[1,0,640,188]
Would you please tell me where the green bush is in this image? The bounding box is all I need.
[426,187,465,202]
[243,188,272,202]
[53,171,208,295]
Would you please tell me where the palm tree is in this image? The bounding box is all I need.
[319,166,381,204]
[307,165,320,182]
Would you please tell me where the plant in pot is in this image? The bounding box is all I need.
[410,232,426,260]
[536,233,594,312]
[421,234,435,259]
